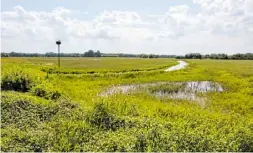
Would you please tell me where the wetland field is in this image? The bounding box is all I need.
[1,57,253,152]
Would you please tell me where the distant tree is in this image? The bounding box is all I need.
[148,54,154,58]
[147,54,158,58]
[45,52,57,57]
[230,53,247,60]
[175,56,184,59]
[203,54,210,59]
[84,50,95,57]
[243,53,253,60]
[160,55,177,58]
[185,53,202,59]
[95,50,101,57]
[220,54,228,59]
[1,53,9,57]
[140,54,148,58]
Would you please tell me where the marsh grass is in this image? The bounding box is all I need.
[1,58,253,152]
[148,83,185,93]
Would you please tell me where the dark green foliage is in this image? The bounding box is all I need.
[1,65,43,92]
[230,53,253,60]
[206,53,229,59]
[1,92,78,129]
[1,75,31,92]
[1,92,56,129]
[1,126,51,152]
[134,134,147,151]
[1,92,83,152]
[82,50,102,57]
[185,53,202,59]
[87,103,126,131]
[88,103,114,129]
[2,70,34,92]
[236,129,253,152]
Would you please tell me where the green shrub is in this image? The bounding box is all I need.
[47,121,95,152]
[134,133,148,152]
[87,103,128,131]
[1,65,43,92]
[88,103,115,129]
[1,92,57,129]
[31,81,62,100]
[1,91,79,129]
[1,126,51,152]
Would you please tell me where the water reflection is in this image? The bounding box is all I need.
[100,81,224,106]
[164,61,188,72]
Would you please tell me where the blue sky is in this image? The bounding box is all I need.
[2,0,196,12]
[1,0,253,54]
[2,0,199,20]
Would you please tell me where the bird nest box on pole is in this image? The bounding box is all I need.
[56,40,61,45]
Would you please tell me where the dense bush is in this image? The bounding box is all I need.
[2,95,253,152]
[87,103,127,131]
[1,91,82,152]
[1,65,43,92]
[1,92,78,129]
[31,81,62,100]
[1,126,51,152]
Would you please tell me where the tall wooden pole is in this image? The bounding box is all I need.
[58,44,60,67]
[56,40,61,68]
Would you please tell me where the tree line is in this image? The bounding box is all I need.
[1,51,253,60]
[1,50,176,58]
[175,53,253,60]
[1,50,102,57]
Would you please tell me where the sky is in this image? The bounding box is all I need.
[1,0,253,55]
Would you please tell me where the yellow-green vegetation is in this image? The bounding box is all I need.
[1,57,177,72]
[1,57,253,152]
[148,83,186,93]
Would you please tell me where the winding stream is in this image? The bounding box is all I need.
[165,60,188,71]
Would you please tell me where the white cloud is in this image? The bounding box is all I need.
[1,1,253,54]
[193,0,253,34]
[94,11,143,25]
